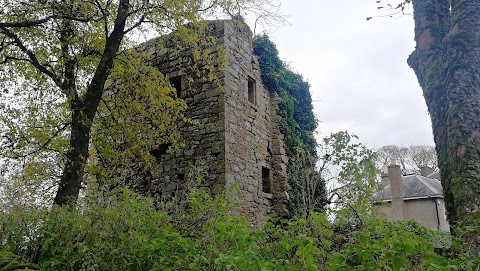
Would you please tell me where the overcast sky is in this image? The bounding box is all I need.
[257,0,435,150]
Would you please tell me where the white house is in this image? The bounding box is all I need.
[373,160,450,232]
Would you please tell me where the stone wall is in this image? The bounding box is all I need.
[134,21,227,202]
[131,19,289,227]
[221,20,288,226]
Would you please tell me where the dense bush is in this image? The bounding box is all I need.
[1,187,478,271]
[0,250,40,271]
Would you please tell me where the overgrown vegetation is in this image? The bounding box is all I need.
[1,127,478,270]
[253,35,322,217]
[1,185,478,271]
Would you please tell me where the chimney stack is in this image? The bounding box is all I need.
[420,166,433,177]
[388,159,405,221]
[381,165,389,187]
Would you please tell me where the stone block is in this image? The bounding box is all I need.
[273,163,287,172]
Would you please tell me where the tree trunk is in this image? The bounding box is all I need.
[53,0,129,206]
[53,106,91,205]
[408,0,480,241]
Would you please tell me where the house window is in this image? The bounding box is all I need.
[169,76,182,98]
[262,167,271,193]
[248,76,256,104]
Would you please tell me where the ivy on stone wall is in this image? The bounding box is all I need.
[252,35,325,217]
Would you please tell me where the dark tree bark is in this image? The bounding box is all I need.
[408,0,480,241]
[1,0,131,206]
[53,0,129,205]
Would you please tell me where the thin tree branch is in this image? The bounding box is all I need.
[7,122,71,159]
[100,97,119,124]
[0,56,31,65]
[329,192,364,227]
[0,27,62,88]
[123,14,147,34]
[0,16,55,28]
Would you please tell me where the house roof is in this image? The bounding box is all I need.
[427,170,441,180]
[373,174,444,201]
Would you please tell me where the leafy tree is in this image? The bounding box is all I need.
[320,132,378,224]
[376,145,410,175]
[0,0,281,206]
[275,131,377,219]
[373,1,480,239]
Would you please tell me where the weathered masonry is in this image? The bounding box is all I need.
[136,19,289,226]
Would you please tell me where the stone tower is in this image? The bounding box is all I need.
[136,19,289,226]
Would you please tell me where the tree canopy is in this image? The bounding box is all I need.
[376,145,438,175]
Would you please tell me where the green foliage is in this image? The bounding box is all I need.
[89,49,189,185]
[39,190,194,270]
[1,183,479,271]
[252,35,320,216]
[323,132,379,224]
[0,75,68,206]
[331,220,437,270]
[252,35,316,156]
[0,250,40,271]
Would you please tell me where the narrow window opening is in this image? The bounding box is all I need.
[262,167,271,193]
[150,143,171,159]
[169,76,182,98]
[248,76,256,104]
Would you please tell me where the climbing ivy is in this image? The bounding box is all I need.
[252,35,323,217]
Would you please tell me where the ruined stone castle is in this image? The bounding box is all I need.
[133,19,290,226]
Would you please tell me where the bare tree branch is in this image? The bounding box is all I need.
[6,122,71,159]
[0,27,62,88]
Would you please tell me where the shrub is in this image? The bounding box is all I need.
[1,188,479,270]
